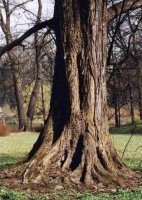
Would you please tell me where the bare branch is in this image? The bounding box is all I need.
[0,18,54,57]
[0,7,7,32]
[108,0,142,22]
[9,0,34,16]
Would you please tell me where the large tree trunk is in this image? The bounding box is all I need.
[22,0,136,187]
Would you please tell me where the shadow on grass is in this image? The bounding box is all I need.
[110,125,142,135]
[0,154,21,169]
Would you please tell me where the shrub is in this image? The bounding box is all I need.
[0,123,9,136]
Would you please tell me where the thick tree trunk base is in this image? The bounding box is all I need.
[20,115,140,189]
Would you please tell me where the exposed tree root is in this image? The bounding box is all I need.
[20,117,140,189]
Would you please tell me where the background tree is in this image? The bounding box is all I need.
[107,4,142,125]
[0,0,55,130]
[0,0,28,130]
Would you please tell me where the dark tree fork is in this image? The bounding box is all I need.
[1,0,142,187]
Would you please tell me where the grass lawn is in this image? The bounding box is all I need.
[0,132,39,169]
[0,126,142,200]
[110,124,142,171]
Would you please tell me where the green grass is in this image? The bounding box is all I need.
[0,130,141,171]
[75,189,142,200]
[0,126,142,200]
[0,186,142,200]
[0,132,39,169]
[110,122,142,135]
[112,134,142,171]
[110,124,142,171]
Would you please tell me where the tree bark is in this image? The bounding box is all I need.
[115,102,120,127]
[114,82,121,128]
[107,0,142,22]
[26,0,43,130]
[26,58,43,130]
[128,80,135,124]
[41,80,46,123]
[136,58,142,120]
[8,50,27,131]
[22,0,137,187]
[0,1,27,131]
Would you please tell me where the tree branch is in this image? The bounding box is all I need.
[0,18,54,57]
[108,0,142,22]
[9,0,34,16]
[0,7,7,32]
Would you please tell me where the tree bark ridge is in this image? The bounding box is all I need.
[21,0,139,187]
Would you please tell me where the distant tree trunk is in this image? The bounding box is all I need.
[118,105,121,126]
[117,78,121,127]
[22,0,136,187]
[114,92,121,127]
[8,52,27,131]
[113,78,121,127]
[26,57,43,130]
[114,102,120,127]
[41,80,46,123]
[26,0,43,130]
[0,2,27,131]
[138,88,142,120]
[128,81,135,124]
[136,59,142,120]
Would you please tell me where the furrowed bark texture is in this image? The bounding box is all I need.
[22,0,136,186]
